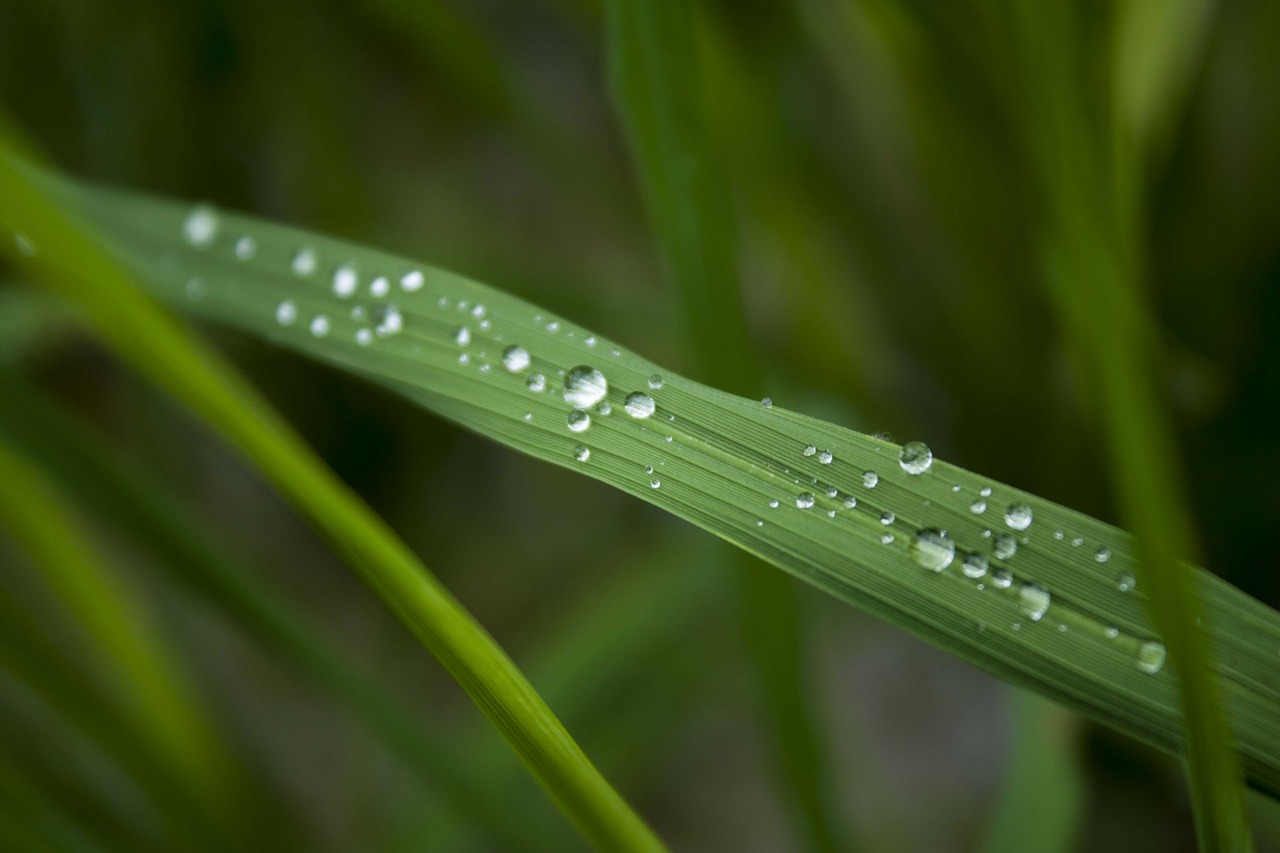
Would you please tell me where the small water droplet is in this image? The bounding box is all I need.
[454,327,472,346]
[769,500,780,509]
[1105,626,1120,639]
[899,441,933,475]
[1117,571,1136,593]
[1018,584,1051,621]
[977,621,987,632]
[992,569,1013,589]
[567,410,591,433]
[827,509,837,518]
[309,315,330,337]
[1053,530,1065,541]
[546,321,561,332]
[1095,546,1111,563]
[458,353,470,365]
[910,529,955,572]
[1012,622,1022,632]
[183,205,218,248]
[332,264,359,298]
[1004,503,1033,531]
[370,276,390,298]
[818,450,833,465]
[234,236,256,260]
[564,366,608,408]
[527,373,547,392]
[471,304,486,319]
[881,532,895,545]
[761,397,773,408]
[962,552,989,579]
[756,519,765,527]
[585,336,597,347]
[373,305,403,336]
[292,248,317,276]
[1071,536,1084,547]
[863,471,879,488]
[873,431,894,442]
[276,300,298,326]
[803,445,817,457]
[843,496,857,509]
[522,412,532,421]
[650,478,661,489]
[185,276,206,301]
[502,345,531,373]
[648,374,663,390]
[479,363,492,374]
[1137,641,1166,674]
[573,445,590,462]
[796,492,816,509]
[624,392,656,419]
[644,464,654,475]
[951,484,962,492]
[825,487,839,499]
[994,534,1017,560]
[597,400,612,415]
[351,306,366,321]
[401,269,424,291]
[880,511,895,525]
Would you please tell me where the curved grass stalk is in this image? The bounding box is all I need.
[25,167,1280,804]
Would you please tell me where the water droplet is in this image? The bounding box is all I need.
[1117,571,1136,593]
[827,509,837,518]
[951,484,962,492]
[874,431,894,442]
[992,569,1013,589]
[374,305,403,336]
[454,327,472,346]
[756,520,765,527]
[401,269,424,291]
[962,552,989,579]
[1018,584,1051,621]
[648,374,664,390]
[573,445,590,462]
[644,464,654,474]
[234,236,256,260]
[818,450,833,464]
[761,397,773,408]
[796,492,816,509]
[910,529,955,572]
[881,532,895,545]
[1012,622,1022,632]
[356,328,373,345]
[564,366,608,408]
[332,264,358,298]
[458,353,470,365]
[183,205,218,248]
[649,478,661,489]
[803,445,817,457]
[546,321,561,332]
[471,304,486,319]
[309,315,330,337]
[977,621,987,632]
[567,410,591,433]
[970,499,987,515]
[522,412,533,421]
[1071,536,1084,547]
[351,306,367,321]
[826,487,839,499]
[276,300,298,326]
[1137,641,1166,674]
[880,511,895,525]
[292,248,317,276]
[527,373,546,392]
[185,276,206,300]
[863,471,879,488]
[597,400,612,415]
[994,534,1017,560]
[769,500,780,509]
[624,392,656,419]
[899,441,933,474]
[370,276,390,298]
[1053,531,1065,541]
[1105,626,1120,639]
[843,496,857,509]
[1095,547,1111,563]
[1004,503,1033,531]
[502,345,531,373]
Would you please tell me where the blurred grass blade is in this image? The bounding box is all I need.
[603,3,843,849]
[981,691,1083,853]
[0,150,666,853]
[1007,1,1251,847]
[0,370,556,853]
[32,168,1280,802]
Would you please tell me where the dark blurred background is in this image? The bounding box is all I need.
[1,0,1279,850]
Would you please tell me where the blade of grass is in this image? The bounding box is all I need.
[26,166,1280,802]
[602,4,844,849]
[1006,0,1251,847]
[0,370,555,853]
[0,149,665,853]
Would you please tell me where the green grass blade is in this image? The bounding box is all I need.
[0,151,665,853]
[37,170,1280,803]
[602,3,843,849]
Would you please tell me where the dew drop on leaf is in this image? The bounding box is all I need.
[454,327,472,346]
[1004,503,1033,531]
[803,444,817,457]
[992,568,1013,589]
[1095,546,1112,563]
[994,534,1017,560]
[1018,584,1051,621]
[276,300,297,326]
[369,276,390,298]
[527,373,546,392]
[1137,641,1166,674]
[234,236,256,260]
[624,392,656,419]
[863,471,879,488]
[970,499,987,515]
[332,263,358,298]
[564,366,608,408]
[567,410,591,433]
[910,529,955,572]
[573,445,590,462]
[1117,571,1136,593]
[796,492,816,509]
[648,374,664,390]
[309,315,330,337]
[818,450,833,464]
[899,441,933,474]
[761,397,773,408]
[962,552,988,579]
[502,345,531,373]
[183,205,218,248]
[292,247,317,276]
[401,269,424,292]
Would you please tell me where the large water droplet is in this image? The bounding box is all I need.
[624,392,656,419]
[573,445,590,462]
[970,499,987,515]
[880,511,895,525]
[332,264,359,298]
[567,410,591,433]
[234,236,256,260]
[309,315,330,337]
[1116,571,1136,593]
[276,300,298,326]
[962,552,989,579]
[1004,503,1033,531]
[1095,547,1112,563]
[564,366,608,408]
[527,373,546,392]
[863,471,879,489]
[183,205,218,248]
[899,441,933,475]
[401,269,424,292]
[291,247,317,276]
[502,345,531,373]
[1018,584,1051,621]
[910,529,955,572]
[994,534,1017,560]
[1137,641,1166,674]
[796,492,816,509]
